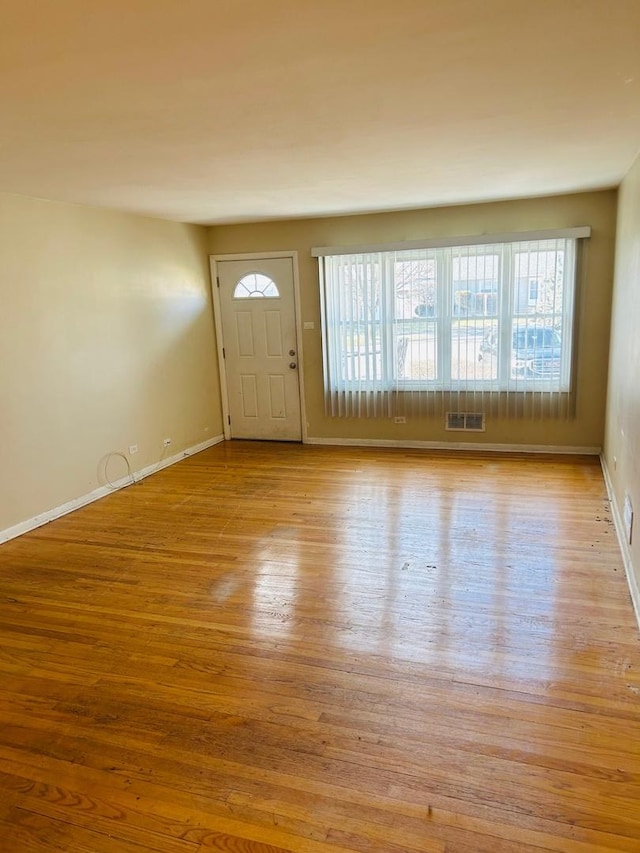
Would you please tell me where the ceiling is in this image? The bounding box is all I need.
[2,0,640,224]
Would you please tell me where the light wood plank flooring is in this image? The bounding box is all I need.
[0,442,639,853]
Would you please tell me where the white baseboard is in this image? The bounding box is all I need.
[0,434,225,546]
[305,436,601,455]
[600,456,640,631]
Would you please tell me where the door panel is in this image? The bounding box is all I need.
[217,257,302,441]
[240,374,258,418]
[268,374,286,418]
[235,312,254,356]
[265,312,283,357]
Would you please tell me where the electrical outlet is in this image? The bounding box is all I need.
[163,438,172,448]
[128,444,138,455]
[394,416,406,424]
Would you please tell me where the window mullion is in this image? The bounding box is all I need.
[500,244,513,388]
[439,249,451,388]
[380,253,393,391]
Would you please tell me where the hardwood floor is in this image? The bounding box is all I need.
[0,442,639,853]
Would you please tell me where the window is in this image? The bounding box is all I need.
[234,273,279,298]
[315,230,587,418]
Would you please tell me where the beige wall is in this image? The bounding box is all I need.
[209,191,617,447]
[0,189,620,539]
[604,154,640,602]
[0,193,222,534]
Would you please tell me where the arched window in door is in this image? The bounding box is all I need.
[233,273,280,299]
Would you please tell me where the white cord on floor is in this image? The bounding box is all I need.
[104,451,136,490]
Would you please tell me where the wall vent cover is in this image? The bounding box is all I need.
[445,412,486,432]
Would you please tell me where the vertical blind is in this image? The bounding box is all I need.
[314,229,589,420]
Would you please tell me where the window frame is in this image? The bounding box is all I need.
[320,236,579,395]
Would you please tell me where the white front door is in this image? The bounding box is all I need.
[215,256,302,441]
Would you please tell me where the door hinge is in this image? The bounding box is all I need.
[222,347,226,358]
[228,415,231,425]
[216,276,220,288]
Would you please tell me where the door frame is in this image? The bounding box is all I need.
[209,251,307,442]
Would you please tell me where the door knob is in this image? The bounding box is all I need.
[289,362,297,369]
[289,349,296,356]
